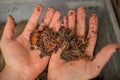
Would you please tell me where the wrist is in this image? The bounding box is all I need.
[0,65,32,80]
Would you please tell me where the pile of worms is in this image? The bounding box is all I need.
[29,26,92,61]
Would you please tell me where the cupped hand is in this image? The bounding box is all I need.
[0,4,61,79]
[48,7,120,80]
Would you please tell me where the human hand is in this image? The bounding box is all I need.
[0,4,61,80]
[48,7,120,80]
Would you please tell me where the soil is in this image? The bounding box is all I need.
[29,26,91,61]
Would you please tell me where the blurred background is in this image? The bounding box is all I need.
[111,0,120,26]
[0,0,120,80]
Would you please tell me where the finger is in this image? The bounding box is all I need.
[91,44,120,75]
[43,7,55,25]
[85,14,98,56]
[49,11,61,29]
[2,15,15,40]
[38,7,55,30]
[38,21,45,31]
[23,4,43,38]
[76,7,86,37]
[53,20,61,32]
[63,16,68,28]
[68,10,76,30]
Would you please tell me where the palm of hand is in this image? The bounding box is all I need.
[49,54,100,80]
[0,5,50,79]
[3,35,49,76]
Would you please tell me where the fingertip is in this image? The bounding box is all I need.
[36,4,43,12]
[37,4,43,7]
[2,15,16,40]
[100,44,120,54]
[91,13,97,17]
[8,15,14,20]
[47,7,55,12]
[68,10,76,30]
[49,11,61,29]
[32,4,43,16]
[89,13,98,24]
[54,11,61,21]
[42,7,55,25]
[78,6,86,13]
[7,15,16,28]
[7,15,15,23]
[68,10,76,16]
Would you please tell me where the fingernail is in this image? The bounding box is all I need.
[78,6,86,13]
[48,7,55,10]
[8,15,15,21]
[116,48,120,52]
[91,13,97,17]
[36,4,43,12]
[69,10,75,16]
[7,15,16,26]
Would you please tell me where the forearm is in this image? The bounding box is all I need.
[0,66,31,80]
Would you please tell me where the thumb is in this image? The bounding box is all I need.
[92,44,120,72]
[2,15,15,40]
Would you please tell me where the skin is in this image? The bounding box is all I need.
[0,5,119,80]
[63,17,68,28]
[48,7,120,80]
[0,4,61,80]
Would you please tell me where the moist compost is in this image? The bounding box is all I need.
[29,26,92,61]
